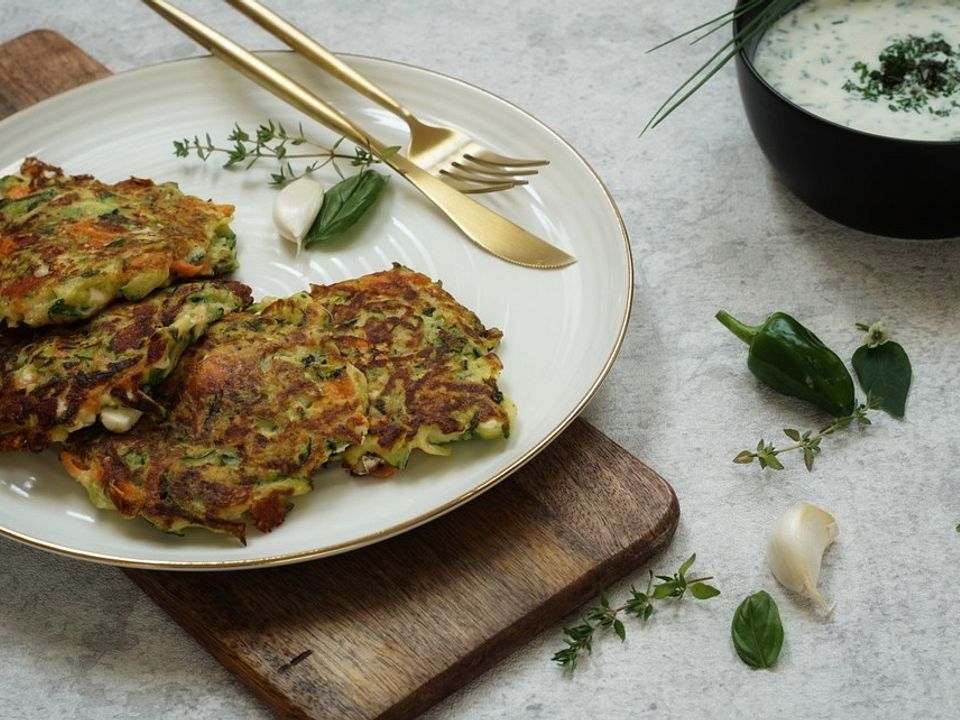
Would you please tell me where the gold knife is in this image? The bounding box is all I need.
[142,0,576,269]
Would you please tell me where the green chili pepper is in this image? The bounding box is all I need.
[716,310,855,418]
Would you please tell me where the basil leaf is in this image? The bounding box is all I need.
[852,341,912,418]
[731,590,783,669]
[304,170,386,247]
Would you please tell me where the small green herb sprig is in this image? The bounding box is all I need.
[734,320,911,472]
[173,120,400,244]
[552,554,719,671]
[735,396,881,472]
[852,322,912,418]
[173,120,393,186]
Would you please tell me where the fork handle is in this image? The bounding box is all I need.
[142,0,575,267]
[225,0,417,126]
[143,0,381,154]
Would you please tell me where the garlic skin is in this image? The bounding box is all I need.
[767,503,839,612]
[272,176,324,252]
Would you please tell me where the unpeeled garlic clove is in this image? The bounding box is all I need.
[272,176,324,252]
[767,503,838,612]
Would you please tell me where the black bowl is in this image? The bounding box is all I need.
[735,0,960,239]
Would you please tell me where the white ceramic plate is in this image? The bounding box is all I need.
[0,53,631,569]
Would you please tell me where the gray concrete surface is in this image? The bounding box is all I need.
[1,1,958,718]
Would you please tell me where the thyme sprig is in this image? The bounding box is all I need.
[552,554,720,671]
[643,0,793,134]
[173,120,386,186]
[734,396,882,471]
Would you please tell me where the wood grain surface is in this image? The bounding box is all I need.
[0,30,109,117]
[0,30,680,720]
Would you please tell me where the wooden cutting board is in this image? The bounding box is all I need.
[0,30,679,720]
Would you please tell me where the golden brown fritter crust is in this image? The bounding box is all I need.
[310,265,515,476]
[0,280,251,452]
[59,266,514,541]
[60,293,368,541]
[0,158,239,328]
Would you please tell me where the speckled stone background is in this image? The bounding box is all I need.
[2,1,959,718]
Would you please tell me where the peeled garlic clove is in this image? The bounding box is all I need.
[767,503,838,612]
[272,176,324,251]
[99,406,144,433]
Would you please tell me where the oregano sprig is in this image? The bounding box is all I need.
[552,554,719,671]
[734,396,881,471]
[852,321,912,418]
[173,120,397,187]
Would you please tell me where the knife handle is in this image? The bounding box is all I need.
[142,0,386,156]
[224,0,416,126]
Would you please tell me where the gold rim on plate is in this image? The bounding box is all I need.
[0,52,633,570]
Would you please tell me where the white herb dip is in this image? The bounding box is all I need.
[753,0,960,141]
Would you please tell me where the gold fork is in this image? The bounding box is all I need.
[224,0,549,195]
[142,0,575,268]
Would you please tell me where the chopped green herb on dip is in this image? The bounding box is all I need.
[843,33,960,116]
[753,0,960,141]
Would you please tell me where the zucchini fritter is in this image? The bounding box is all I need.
[0,281,252,452]
[60,293,369,541]
[0,158,239,328]
[310,265,515,476]
[58,266,514,541]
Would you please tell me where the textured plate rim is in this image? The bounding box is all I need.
[0,51,633,570]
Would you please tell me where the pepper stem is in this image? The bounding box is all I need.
[715,310,760,345]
